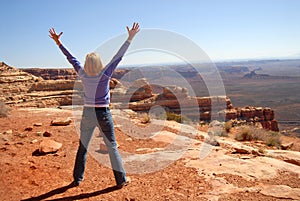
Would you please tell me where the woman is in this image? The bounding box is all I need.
[49,23,140,188]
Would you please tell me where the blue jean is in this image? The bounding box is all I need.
[73,107,126,185]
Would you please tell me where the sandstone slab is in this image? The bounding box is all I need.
[39,139,62,154]
[50,117,72,126]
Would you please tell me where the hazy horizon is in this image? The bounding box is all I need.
[8,57,299,69]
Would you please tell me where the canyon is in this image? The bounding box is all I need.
[1,62,278,131]
[1,61,300,200]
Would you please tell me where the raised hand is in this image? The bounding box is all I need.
[126,22,140,41]
[49,28,63,45]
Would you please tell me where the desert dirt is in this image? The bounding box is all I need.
[0,108,300,201]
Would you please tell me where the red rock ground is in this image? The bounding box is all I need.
[0,108,299,201]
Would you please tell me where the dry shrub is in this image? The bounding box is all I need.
[220,130,229,137]
[235,125,281,148]
[265,131,282,147]
[165,111,190,123]
[139,112,151,124]
[0,101,10,118]
[224,121,233,133]
[166,111,181,123]
[235,126,253,141]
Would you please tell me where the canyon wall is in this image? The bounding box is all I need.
[2,64,278,131]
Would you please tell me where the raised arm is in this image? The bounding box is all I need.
[104,23,140,77]
[49,28,82,73]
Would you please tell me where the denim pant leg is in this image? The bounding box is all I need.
[73,108,96,183]
[96,108,126,185]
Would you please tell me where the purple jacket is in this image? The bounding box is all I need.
[59,40,130,106]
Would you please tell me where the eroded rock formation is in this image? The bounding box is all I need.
[0,62,78,107]
[0,63,279,131]
[22,68,77,80]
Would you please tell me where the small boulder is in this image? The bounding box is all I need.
[281,142,294,150]
[31,139,38,144]
[36,131,43,136]
[4,130,13,135]
[17,133,28,138]
[50,117,72,126]
[233,147,251,154]
[39,139,62,154]
[204,137,220,146]
[33,123,43,127]
[25,127,33,131]
[43,131,52,137]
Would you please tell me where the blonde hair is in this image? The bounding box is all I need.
[84,52,104,76]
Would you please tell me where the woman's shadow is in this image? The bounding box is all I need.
[21,182,120,201]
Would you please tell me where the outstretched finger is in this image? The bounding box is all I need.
[134,23,139,30]
[49,28,55,35]
[51,28,57,35]
[132,22,136,30]
[135,23,140,30]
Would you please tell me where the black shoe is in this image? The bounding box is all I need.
[69,181,80,187]
[116,177,131,189]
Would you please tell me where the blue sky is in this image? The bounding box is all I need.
[1,0,300,67]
